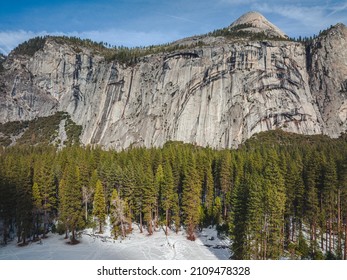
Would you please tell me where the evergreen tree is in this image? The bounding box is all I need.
[32,182,42,238]
[218,151,233,220]
[201,157,214,225]
[154,164,164,228]
[0,129,346,258]
[338,157,347,259]
[58,178,69,239]
[121,165,136,232]
[63,164,84,243]
[181,153,201,240]
[80,165,95,222]
[262,150,286,259]
[0,158,16,244]
[160,163,175,235]
[15,158,33,244]
[232,170,263,259]
[246,173,264,259]
[133,163,145,233]
[231,177,250,259]
[98,156,118,210]
[213,196,222,225]
[33,155,56,238]
[283,156,304,246]
[172,192,181,233]
[321,156,337,254]
[93,179,106,233]
[303,151,320,256]
[143,164,156,235]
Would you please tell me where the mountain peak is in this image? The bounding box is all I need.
[229,11,287,39]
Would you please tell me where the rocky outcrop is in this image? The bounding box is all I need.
[229,11,287,39]
[307,23,347,137]
[0,51,58,122]
[0,13,346,150]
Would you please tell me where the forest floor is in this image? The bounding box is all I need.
[0,223,230,260]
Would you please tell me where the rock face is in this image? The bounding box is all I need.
[307,23,347,137]
[0,12,346,150]
[229,11,287,39]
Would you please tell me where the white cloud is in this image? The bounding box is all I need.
[163,14,201,24]
[254,3,324,22]
[251,1,347,37]
[220,0,257,5]
[0,30,43,54]
[327,1,347,16]
[253,3,335,33]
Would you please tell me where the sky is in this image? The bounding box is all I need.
[1,0,347,54]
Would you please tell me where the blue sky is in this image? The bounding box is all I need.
[1,0,347,54]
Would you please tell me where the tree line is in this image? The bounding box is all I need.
[10,35,199,66]
[0,130,347,259]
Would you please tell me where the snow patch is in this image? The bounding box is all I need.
[0,223,230,260]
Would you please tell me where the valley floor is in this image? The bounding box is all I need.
[0,225,230,260]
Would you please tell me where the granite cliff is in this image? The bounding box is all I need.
[0,12,346,149]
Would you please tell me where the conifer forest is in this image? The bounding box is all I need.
[1,130,347,260]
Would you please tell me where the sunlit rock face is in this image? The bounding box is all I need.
[307,23,347,138]
[0,13,346,150]
[229,11,288,39]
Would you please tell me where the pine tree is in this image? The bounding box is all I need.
[80,165,96,222]
[154,164,164,229]
[133,163,145,233]
[63,164,84,243]
[172,192,180,233]
[201,157,214,225]
[232,158,265,260]
[0,157,16,244]
[321,156,337,255]
[246,173,264,259]
[231,177,249,259]
[58,178,69,239]
[15,157,33,244]
[338,157,347,259]
[263,150,286,259]
[213,196,222,225]
[99,156,118,209]
[303,150,320,256]
[121,165,135,232]
[181,153,201,240]
[231,152,249,257]
[160,163,175,235]
[32,182,42,238]
[284,156,304,246]
[218,151,233,220]
[33,155,56,238]
[93,179,106,233]
[0,129,346,259]
[143,164,155,235]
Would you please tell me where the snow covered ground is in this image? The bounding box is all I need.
[0,224,230,260]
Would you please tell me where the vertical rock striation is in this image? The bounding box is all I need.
[0,12,346,150]
[307,23,347,137]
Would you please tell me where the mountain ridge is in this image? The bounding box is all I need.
[0,12,346,150]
